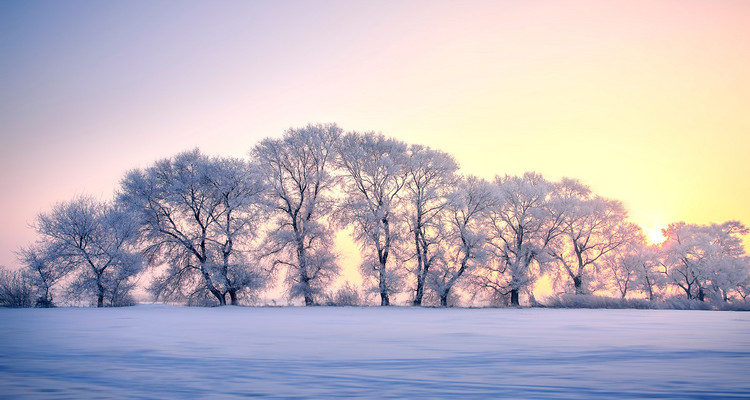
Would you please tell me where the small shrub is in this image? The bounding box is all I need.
[110,292,137,307]
[661,297,713,310]
[714,300,750,311]
[328,282,362,306]
[543,294,655,309]
[0,268,34,308]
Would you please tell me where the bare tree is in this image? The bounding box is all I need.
[737,277,750,301]
[403,144,458,306]
[336,131,408,306]
[546,179,635,295]
[17,242,72,307]
[600,229,647,298]
[479,172,562,306]
[252,124,341,305]
[428,176,494,307]
[0,266,34,308]
[31,196,143,307]
[661,221,749,302]
[205,156,269,305]
[595,228,668,301]
[119,150,267,305]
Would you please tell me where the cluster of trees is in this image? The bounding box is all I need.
[3,123,749,308]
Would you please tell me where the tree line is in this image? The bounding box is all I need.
[3,123,749,308]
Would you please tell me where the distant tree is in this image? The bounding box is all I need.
[402,144,458,306]
[633,245,666,302]
[30,196,143,307]
[17,242,72,307]
[621,244,667,301]
[737,278,750,301]
[478,172,562,306]
[0,266,34,308]
[336,131,409,306]
[661,221,749,302]
[600,230,665,299]
[546,179,635,295]
[704,222,750,303]
[428,176,494,307]
[119,150,267,306]
[661,222,712,301]
[252,124,341,305]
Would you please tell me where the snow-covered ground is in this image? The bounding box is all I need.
[1,305,748,399]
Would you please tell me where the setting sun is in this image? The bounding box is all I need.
[644,226,667,246]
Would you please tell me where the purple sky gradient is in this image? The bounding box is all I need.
[2,0,749,270]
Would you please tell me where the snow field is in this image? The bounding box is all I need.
[1,305,748,399]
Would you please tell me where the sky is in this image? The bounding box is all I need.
[1,0,749,273]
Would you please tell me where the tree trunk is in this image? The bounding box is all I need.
[645,278,654,302]
[573,276,583,295]
[96,274,105,307]
[413,285,424,306]
[413,230,424,306]
[380,291,390,306]
[229,290,238,305]
[379,258,390,306]
[379,218,391,306]
[296,248,315,306]
[697,287,705,302]
[214,291,227,306]
[301,272,314,306]
[510,289,520,306]
[204,276,225,305]
[440,291,448,307]
[379,262,390,306]
[198,260,226,306]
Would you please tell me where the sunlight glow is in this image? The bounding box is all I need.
[644,226,667,245]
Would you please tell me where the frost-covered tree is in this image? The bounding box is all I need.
[600,230,665,299]
[205,156,269,305]
[17,242,73,307]
[737,277,750,301]
[428,176,494,307]
[119,150,267,306]
[253,124,341,305]
[661,221,749,302]
[402,144,458,306]
[0,266,34,308]
[30,196,143,307]
[661,222,713,301]
[547,179,635,295]
[478,172,562,306]
[704,222,750,302]
[633,245,666,301]
[336,132,408,306]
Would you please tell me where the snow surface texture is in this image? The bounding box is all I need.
[1,306,748,399]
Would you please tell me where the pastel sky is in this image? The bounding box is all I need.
[1,0,749,271]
